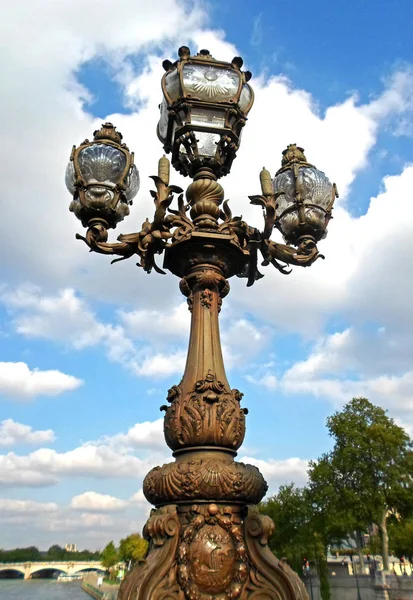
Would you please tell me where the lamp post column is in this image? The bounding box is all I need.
[118,182,307,600]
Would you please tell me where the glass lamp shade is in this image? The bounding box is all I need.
[65,160,76,195]
[182,63,240,102]
[78,144,127,186]
[158,48,254,178]
[66,123,139,229]
[273,164,335,244]
[124,164,140,201]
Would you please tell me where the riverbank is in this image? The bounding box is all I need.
[81,578,119,600]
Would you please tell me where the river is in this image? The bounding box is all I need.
[0,580,88,599]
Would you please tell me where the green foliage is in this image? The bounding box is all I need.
[46,544,65,560]
[309,398,413,568]
[119,533,148,564]
[389,518,413,560]
[260,484,310,573]
[316,554,331,600]
[0,546,41,562]
[365,534,381,556]
[0,544,101,563]
[260,484,332,598]
[261,398,413,590]
[101,541,119,571]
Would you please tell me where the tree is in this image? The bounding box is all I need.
[101,541,119,572]
[260,484,310,573]
[308,454,367,569]
[389,518,413,561]
[309,398,413,571]
[260,484,333,600]
[119,533,148,565]
[0,546,41,562]
[46,544,65,560]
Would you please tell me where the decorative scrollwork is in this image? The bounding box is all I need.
[186,174,224,229]
[243,506,308,600]
[163,372,246,451]
[118,505,181,600]
[76,170,183,273]
[178,504,248,600]
[143,458,268,506]
[248,191,285,241]
[201,289,214,309]
[263,237,323,271]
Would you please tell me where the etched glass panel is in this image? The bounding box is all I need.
[158,99,169,142]
[279,212,299,236]
[239,84,252,111]
[298,167,333,209]
[65,160,76,194]
[273,170,296,217]
[165,70,180,102]
[196,132,220,157]
[78,144,126,186]
[124,165,140,201]
[183,64,240,101]
[191,107,226,129]
[180,132,220,158]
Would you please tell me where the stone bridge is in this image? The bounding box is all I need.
[0,561,104,579]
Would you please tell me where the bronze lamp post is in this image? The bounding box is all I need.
[66,47,338,600]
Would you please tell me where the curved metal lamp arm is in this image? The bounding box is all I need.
[262,237,323,271]
[248,191,284,241]
[76,159,184,274]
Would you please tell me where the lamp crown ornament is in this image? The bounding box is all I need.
[92,121,125,146]
[280,143,308,168]
[65,46,338,600]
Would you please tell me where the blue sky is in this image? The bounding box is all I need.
[1,0,413,550]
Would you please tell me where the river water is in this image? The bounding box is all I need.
[0,580,88,599]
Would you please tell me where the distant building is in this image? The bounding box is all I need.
[65,543,77,553]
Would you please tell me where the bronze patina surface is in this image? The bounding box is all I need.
[67,49,338,600]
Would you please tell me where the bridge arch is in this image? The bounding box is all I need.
[0,568,25,579]
[30,566,68,579]
[76,567,105,574]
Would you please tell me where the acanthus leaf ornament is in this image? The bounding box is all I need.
[163,371,247,451]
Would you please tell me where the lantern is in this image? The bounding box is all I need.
[157,47,254,178]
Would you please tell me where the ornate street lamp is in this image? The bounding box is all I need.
[66,47,338,600]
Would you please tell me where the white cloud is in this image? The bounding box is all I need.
[2,286,185,379]
[240,456,309,492]
[133,350,186,377]
[273,324,413,426]
[0,419,55,447]
[0,362,83,400]
[2,285,269,380]
[0,498,58,514]
[104,418,164,452]
[245,361,278,391]
[0,443,159,488]
[120,303,190,342]
[130,489,146,504]
[70,491,129,512]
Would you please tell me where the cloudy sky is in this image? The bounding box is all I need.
[1,0,413,551]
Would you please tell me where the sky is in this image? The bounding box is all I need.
[1,0,413,551]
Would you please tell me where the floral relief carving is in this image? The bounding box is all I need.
[201,289,214,308]
[163,372,247,451]
[143,458,268,506]
[178,504,248,600]
[118,505,182,600]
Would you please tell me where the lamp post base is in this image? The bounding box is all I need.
[118,503,307,600]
